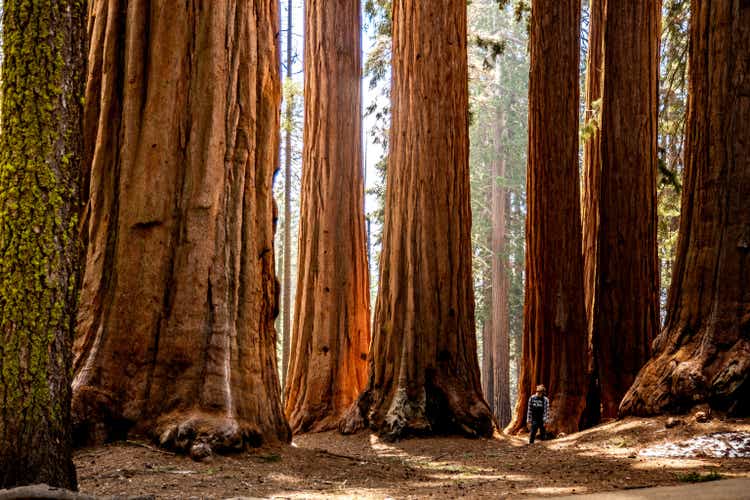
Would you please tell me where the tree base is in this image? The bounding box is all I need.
[620,333,750,418]
[340,382,494,441]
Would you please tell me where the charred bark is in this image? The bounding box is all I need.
[340,0,494,440]
[594,0,661,419]
[72,0,291,455]
[620,0,750,417]
[284,0,371,434]
[0,0,86,489]
[506,0,589,436]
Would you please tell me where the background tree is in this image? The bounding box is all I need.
[580,0,604,427]
[285,0,371,434]
[0,0,85,488]
[72,0,290,457]
[620,0,749,417]
[591,0,661,419]
[507,0,589,435]
[342,0,494,439]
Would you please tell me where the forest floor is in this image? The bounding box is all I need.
[75,414,750,499]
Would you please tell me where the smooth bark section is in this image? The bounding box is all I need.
[72,0,290,454]
[0,0,85,489]
[342,0,493,440]
[594,0,661,419]
[284,0,371,434]
[621,0,750,417]
[507,0,588,435]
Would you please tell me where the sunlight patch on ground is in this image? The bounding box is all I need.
[522,485,590,495]
[639,432,750,458]
[630,458,722,470]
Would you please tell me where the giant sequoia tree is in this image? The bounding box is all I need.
[72,0,290,456]
[284,0,371,434]
[341,0,493,439]
[592,0,661,419]
[621,0,750,417]
[0,0,85,489]
[507,0,588,435]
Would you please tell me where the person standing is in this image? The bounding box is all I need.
[527,385,550,443]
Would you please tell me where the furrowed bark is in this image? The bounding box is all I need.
[72,0,291,455]
[0,0,86,489]
[341,0,494,440]
[506,0,589,436]
[284,0,371,434]
[620,0,750,417]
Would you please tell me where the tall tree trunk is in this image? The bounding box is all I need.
[506,0,588,436]
[281,0,293,396]
[341,0,493,440]
[482,317,495,413]
[580,0,603,428]
[491,75,511,428]
[594,0,661,419]
[284,0,371,434]
[0,0,85,489]
[621,0,750,417]
[72,0,291,456]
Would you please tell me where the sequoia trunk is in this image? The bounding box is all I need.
[506,0,589,435]
[594,0,661,419]
[0,0,86,489]
[580,0,604,427]
[72,0,291,455]
[620,0,750,417]
[284,0,371,434]
[341,0,494,440]
[491,89,511,428]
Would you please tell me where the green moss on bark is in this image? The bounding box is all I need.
[0,0,85,490]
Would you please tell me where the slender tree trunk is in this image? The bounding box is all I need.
[482,317,495,413]
[341,0,493,440]
[491,75,511,428]
[506,0,588,436]
[284,0,371,434]
[580,0,604,428]
[621,0,750,417]
[72,0,291,456]
[281,0,293,396]
[0,0,86,489]
[594,0,661,419]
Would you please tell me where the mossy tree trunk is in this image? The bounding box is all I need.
[593,0,661,419]
[284,0,371,434]
[620,0,750,417]
[341,0,494,440]
[506,0,589,436]
[72,0,291,456]
[0,0,86,489]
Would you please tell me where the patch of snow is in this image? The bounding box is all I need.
[639,432,750,458]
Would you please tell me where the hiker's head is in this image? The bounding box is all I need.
[535,384,546,395]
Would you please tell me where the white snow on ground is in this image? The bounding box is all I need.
[639,432,750,458]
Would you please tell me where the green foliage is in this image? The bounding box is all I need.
[676,471,723,483]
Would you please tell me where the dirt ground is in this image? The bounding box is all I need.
[75,415,750,499]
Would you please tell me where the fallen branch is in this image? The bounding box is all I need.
[0,484,154,500]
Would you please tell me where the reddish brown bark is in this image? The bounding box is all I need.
[580,0,604,427]
[72,0,290,456]
[490,89,511,428]
[594,0,661,419]
[506,0,588,436]
[620,0,750,417]
[341,0,493,440]
[284,0,371,434]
